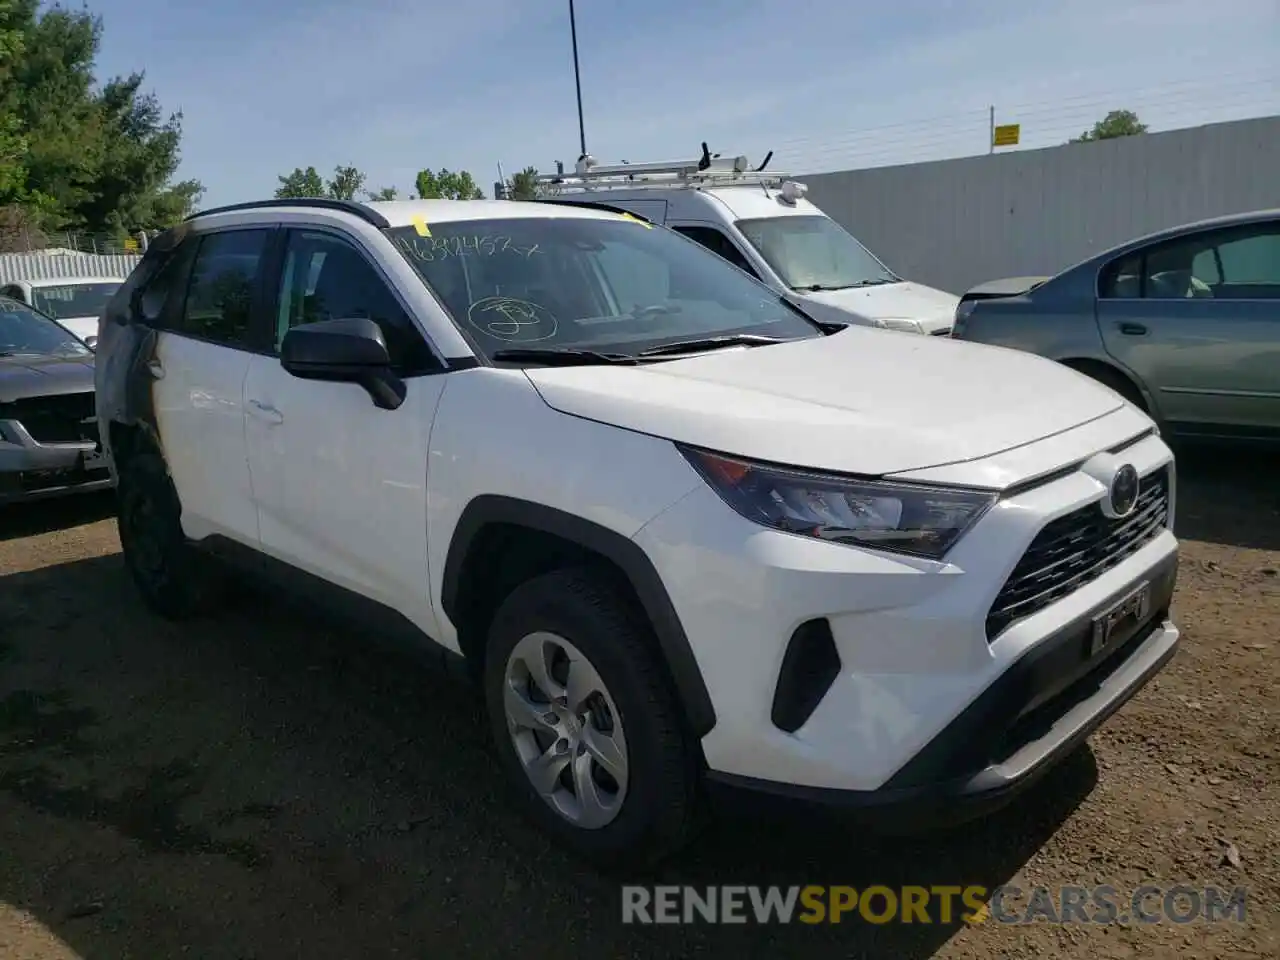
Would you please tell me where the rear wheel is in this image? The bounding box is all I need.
[483,567,701,869]
[115,451,224,619]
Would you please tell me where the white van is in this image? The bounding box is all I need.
[0,276,125,346]
[524,147,959,335]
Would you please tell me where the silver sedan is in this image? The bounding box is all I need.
[950,208,1280,445]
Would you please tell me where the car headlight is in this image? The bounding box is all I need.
[873,317,924,334]
[679,446,997,561]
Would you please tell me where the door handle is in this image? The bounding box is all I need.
[247,399,284,425]
[1118,322,1148,336]
[145,359,165,380]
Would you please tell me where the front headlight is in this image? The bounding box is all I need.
[680,446,997,560]
[874,317,925,334]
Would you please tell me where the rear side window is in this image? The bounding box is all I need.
[177,229,269,347]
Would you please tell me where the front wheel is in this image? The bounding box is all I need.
[483,567,701,869]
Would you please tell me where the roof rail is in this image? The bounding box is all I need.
[532,198,655,223]
[184,198,392,230]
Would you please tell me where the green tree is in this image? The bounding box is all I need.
[326,164,365,201]
[275,165,325,198]
[0,1,203,234]
[508,166,539,201]
[1070,109,1148,143]
[80,72,205,231]
[274,164,367,201]
[367,185,399,200]
[415,167,484,200]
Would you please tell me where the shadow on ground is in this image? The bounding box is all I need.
[0,490,115,542]
[0,554,1097,960]
[1170,442,1280,552]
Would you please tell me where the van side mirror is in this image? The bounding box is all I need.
[280,317,406,410]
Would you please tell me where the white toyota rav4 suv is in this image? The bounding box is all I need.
[95,197,1180,867]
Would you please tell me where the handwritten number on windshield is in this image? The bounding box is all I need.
[396,235,540,263]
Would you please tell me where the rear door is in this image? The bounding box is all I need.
[1095,218,1280,439]
[148,227,274,544]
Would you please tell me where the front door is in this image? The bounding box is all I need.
[243,227,448,639]
[149,227,271,545]
[1096,219,1280,438]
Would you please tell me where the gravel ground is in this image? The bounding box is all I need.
[0,445,1276,960]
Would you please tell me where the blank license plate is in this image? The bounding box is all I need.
[1089,581,1151,657]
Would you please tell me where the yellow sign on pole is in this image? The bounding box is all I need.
[123,237,139,251]
[992,123,1021,147]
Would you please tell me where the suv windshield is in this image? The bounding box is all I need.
[31,281,121,321]
[385,216,821,359]
[0,297,91,357]
[736,215,899,291]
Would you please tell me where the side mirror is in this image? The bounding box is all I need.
[83,335,98,350]
[280,317,406,410]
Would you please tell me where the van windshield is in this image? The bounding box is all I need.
[385,215,821,359]
[736,215,899,292]
[31,281,121,321]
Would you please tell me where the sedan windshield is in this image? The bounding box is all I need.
[736,215,899,291]
[31,281,121,321]
[0,297,91,357]
[385,216,822,360]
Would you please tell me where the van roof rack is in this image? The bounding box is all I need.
[533,142,787,193]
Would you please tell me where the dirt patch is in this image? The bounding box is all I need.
[0,447,1276,960]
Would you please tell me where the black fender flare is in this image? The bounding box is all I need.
[440,495,717,737]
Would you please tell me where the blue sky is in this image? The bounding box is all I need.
[90,0,1280,208]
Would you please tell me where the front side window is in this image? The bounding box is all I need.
[178,229,269,347]
[0,296,92,358]
[30,281,121,320]
[275,230,435,373]
[736,215,898,291]
[385,216,820,360]
[673,226,760,278]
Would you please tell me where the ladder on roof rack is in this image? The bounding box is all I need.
[530,142,785,192]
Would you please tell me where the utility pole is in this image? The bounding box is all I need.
[569,0,587,158]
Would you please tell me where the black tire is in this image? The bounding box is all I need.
[115,451,224,620]
[483,567,701,870]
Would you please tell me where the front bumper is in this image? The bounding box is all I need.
[0,419,113,503]
[632,423,1178,798]
[707,576,1178,829]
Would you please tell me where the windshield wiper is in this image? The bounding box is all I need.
[636,333,785,358]
[490,346,636,366]
[795,278,897,292]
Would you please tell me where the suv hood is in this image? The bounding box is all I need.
[0,355,95,403]
[524,328,1123,478]
[796,281,958,334]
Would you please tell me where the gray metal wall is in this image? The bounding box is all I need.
[802,116,1280,296]
[0,252,141,285]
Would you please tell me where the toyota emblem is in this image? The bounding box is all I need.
[1106,464,1140,518]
